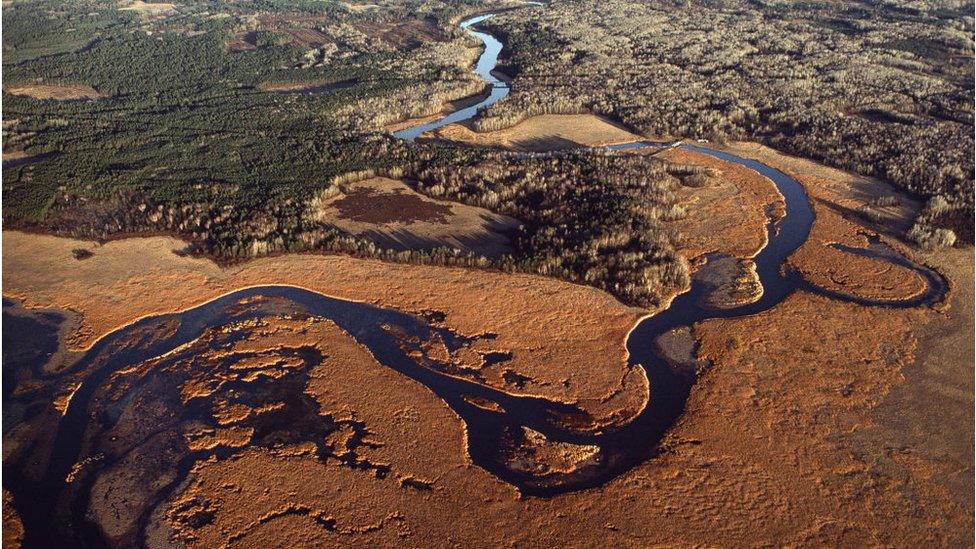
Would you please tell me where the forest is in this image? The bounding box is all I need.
[2,0,691,308]
[2,0,491,220]
[477,0,975,244]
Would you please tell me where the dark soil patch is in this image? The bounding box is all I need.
[283,27,331,47]
[355,18,444,49]
[855,108,917,125]
[331,188,452,224]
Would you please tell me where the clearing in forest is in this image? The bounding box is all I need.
[310,177,519,258]
[4,83,103,101]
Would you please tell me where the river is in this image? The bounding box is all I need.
[392,9,523,141]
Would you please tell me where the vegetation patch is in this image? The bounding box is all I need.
[4,83,103,101]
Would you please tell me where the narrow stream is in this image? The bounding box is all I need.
[392,10,518,141]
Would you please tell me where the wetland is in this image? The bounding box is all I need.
[2,0,972,546]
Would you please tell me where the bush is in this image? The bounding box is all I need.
[908,224,957,249]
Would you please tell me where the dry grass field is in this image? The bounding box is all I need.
[3,84,103,101]
[2,230,649,425]
[309,177,519,258]
[4,132,970,545]
[118,0,176,16]
[427,114,643,150]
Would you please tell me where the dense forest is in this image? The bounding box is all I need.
[408,150,691,306]
[478,0,975,245]
[2,0,490,220]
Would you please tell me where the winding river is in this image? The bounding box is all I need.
[3,5,949,547]
[392,10,516,141]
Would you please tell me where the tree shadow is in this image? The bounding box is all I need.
[511,134,581,152]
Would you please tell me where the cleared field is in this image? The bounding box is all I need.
[310,177,519,258]
[342,2,379,11]
[355,18,445,49]
[427,114,643,150]
[4,83,103,101]
[118,0,176,15]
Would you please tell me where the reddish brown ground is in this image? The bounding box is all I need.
[2,230,648,428]
[2,491,24,549]
[661,147,782,260]
[792,242,930,302]
[331,187,453,224]
[309,177,519,258]
[144,280,968,547]
[3,137,971,546]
